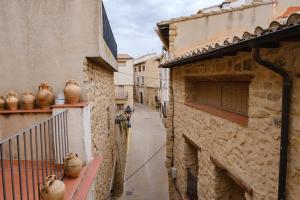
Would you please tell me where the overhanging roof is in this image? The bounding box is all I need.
[160,12,300,68]
[86,57,117,72]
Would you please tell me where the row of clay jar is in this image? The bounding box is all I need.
[0,80,81,111]
[40,152,83,200]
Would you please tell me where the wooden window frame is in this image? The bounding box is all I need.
[185,102,248,126]
[185,76,252,126]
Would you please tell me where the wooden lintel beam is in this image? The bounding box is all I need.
[210,156,253,195]
[182,134,202,152]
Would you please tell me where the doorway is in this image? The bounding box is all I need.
[140,92,143,104]
[184,141,198,200]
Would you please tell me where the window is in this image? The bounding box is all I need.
[134,67,137,72]
[118,85,125,93]
[142,66,145,71]
[137,77,140,85]
[138,66,141,72]
[141,76,144,85]
[185,77,251,116]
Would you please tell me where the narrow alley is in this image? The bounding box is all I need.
[120,103,169,200]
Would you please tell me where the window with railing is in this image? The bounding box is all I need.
[102,3,117,59]
[141,76,144,85]
[0,111,69,200]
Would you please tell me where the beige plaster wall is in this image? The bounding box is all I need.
[0,0,116,100]
[114,59,134,86]
[0,113,51,140]
[170,1,298,57]
[167,43,300,199]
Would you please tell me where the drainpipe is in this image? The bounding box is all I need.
[252,48,292,200]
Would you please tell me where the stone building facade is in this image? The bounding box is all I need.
[84,61,119,199]
[114,54,134,112]
[133,53,161,110]
[156,1,300,200]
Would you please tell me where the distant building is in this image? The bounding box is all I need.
[133,53,161,110]
[114,54,134,112]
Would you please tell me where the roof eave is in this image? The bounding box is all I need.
[160,24,300,68]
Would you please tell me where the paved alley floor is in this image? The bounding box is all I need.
[119,103,169,200]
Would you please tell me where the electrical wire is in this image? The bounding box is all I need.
[104,139,166,200]
[123,143,166,183]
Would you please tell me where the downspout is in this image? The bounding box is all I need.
[252,48,292,200]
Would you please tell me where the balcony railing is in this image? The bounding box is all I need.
[115,91,128,100]
[0,110,69,200]
[102,3,117,59]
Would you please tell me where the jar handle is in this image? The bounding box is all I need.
[73,81,80,87]
[47,86,53,92]
[44,179,54,194]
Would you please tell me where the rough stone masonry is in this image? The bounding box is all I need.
[84,62,128,200]
[164,43,300,199]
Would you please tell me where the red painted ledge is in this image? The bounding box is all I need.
[0,109,52,114]
[184,102,248,126]
[63,156,102,200]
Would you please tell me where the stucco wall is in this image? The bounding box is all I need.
[167,43,300,199]
[114,59,134,86]
[170,1,299,57]
[0,113,51,140]
[0,0,117,100]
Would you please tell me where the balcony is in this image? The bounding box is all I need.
[115,91,128,100]
[0,111,69,200]
[102,3,117,59]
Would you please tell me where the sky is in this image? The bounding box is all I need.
[102,0,224,58]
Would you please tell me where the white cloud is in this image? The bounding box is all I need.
[103,0,223,57]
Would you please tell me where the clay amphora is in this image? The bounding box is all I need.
[0,96,5,110]
[37,83,54,109]
[40,175,65,200]
[64,80,81,104]
[6,92,19,111]
[63,153,83,178]
[22,91,36,110]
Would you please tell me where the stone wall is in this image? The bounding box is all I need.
[166,43,300,199]
[145,87,159,110]
[84,62,127,200]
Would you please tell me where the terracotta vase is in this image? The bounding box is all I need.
[22,91,36,110]
[37,83,54,109]
[63,153,83,178]
[0,96,4,110]
[64,80,81,104]
[6,92,19,111]
[40,175,65,200]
